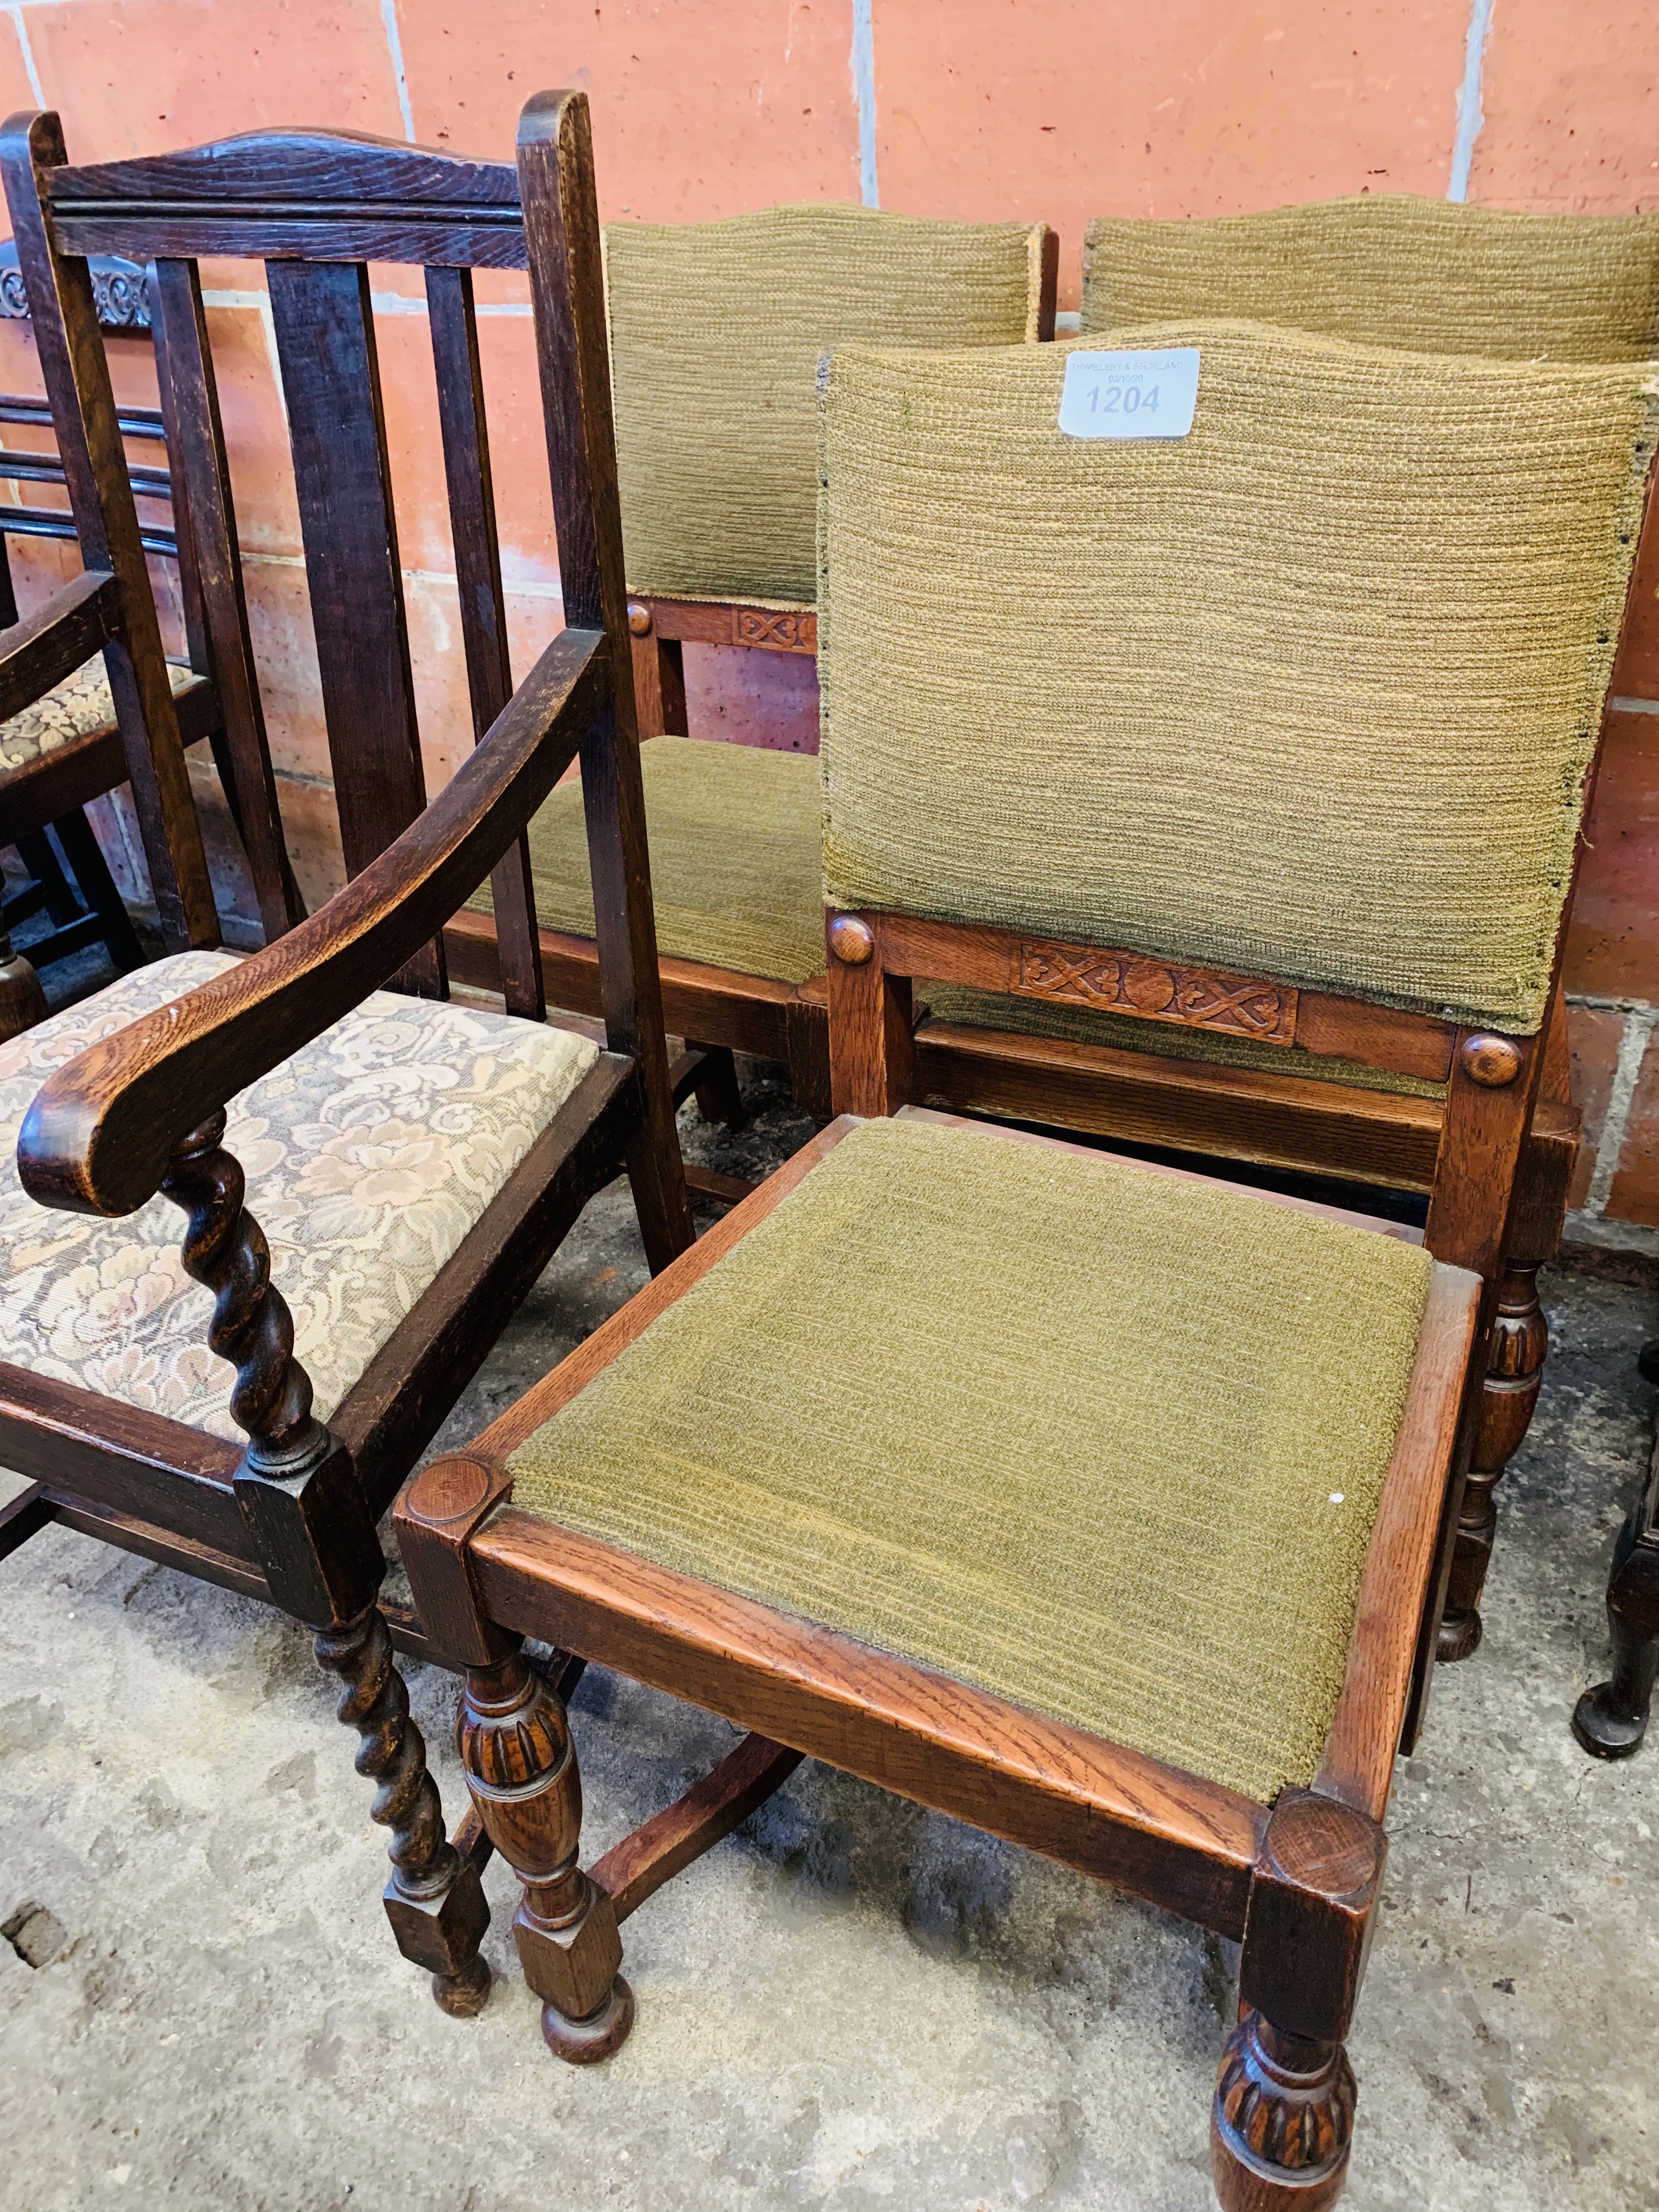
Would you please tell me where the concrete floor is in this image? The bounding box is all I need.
[2,1065,1657,2211]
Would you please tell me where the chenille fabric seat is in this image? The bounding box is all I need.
[474,736,826,985]
[506,1113,1433,1804]
[0,951,598,1441]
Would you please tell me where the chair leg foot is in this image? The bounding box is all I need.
[1211,2011,1355,2210]
[1572,1489,1659,1760]
[542,1972,635,2063]
[0,926,48,1041]
[687,1041,744,1130]
[1438,1260,1547,1662]
[458,1648,634,2061]
[433,1953,494,2017]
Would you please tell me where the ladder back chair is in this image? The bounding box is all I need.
[0,91,693,2013]
[0,240,249,1037]
[0,364,303,1011]
[444,205,1057,1115]
[1073,193,1659,1678]
[393,321,1655,2205]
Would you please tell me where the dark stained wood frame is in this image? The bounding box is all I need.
[0,375,304,1011]
[0,92,694,2016]
[394,1104,1480,2205]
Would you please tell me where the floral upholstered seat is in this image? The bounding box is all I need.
[0,952,599,1439]
[0,653,202,776]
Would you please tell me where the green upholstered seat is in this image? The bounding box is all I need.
[509,1115,1435,1804]
[1081,194,1659,362]
[471,736,827,986]
[605,205,1050,605]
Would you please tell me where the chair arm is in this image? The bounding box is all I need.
[18,623,611,1219]
[0,567,121,722]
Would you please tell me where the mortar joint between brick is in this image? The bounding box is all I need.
[1584,1003,1659,1218]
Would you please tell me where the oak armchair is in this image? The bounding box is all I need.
[393,323,1653,2203]
[444,204,1057,1113]
[0,90,692,2013]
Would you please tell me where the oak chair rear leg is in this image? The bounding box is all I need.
[0,922,48,1040]
[53,805,145,972]
[1437,1259,1548,1661]
[1211,1791,1384,2211]
[1573,1460,1659,1758]
[457,1644,634,2061]
[688,1040,744,1128]
[160,1113,490,2012]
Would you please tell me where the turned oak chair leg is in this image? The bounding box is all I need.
[160,1113,491,2012]
[688,1039,744,1128]
[1211,1791,1384,2211]
[1437,1258,1548,1661]
[1573,1460,1659,1759]
[456,1644,634,2061]
[0,921,48,1040]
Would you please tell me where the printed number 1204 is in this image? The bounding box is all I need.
[1057,349,1200,441]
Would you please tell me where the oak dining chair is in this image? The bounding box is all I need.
[443,203,1058,1116]
[1076,190,1659,1689]
[455,190,1659,1668]
[394,318,1655,2204]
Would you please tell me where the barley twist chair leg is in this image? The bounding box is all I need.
[1438,1260,1548,1661]
[314,1606,492,2013]
[457,1646,633,2062]
[160,1112,489,2011]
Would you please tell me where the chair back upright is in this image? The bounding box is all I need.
[605,204,1057,609]
[817,320,1659,1288]
[1,101,659,1051]
[1081,193,1659,732]
[1081,193,1659,362]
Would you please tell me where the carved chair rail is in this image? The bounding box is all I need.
[15,623,611,1220]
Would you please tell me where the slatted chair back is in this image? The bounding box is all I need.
[819,322,1658,1304]
[0,112,604,1022]
[1080,194,1659,362]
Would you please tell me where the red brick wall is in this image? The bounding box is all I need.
[4,1,1657,1224]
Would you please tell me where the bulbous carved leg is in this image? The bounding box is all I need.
[458,1647,633,2062]
[161,1113,488,2012]
[1211,2015,1356,2210]
[1573,1474,1659,1759]
[1439,1261,1548,1662]
[314,1606,492,2013]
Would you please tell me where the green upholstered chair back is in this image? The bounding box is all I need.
[817,321,1657,1035]
[604,205,1051,606]
[1081,194,1659,362]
